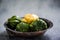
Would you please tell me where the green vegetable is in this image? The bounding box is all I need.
[29,20,38,31]
[16,22,29,32]
[8,16,21,21]
[30,19,47,31]
[7,16,21,29]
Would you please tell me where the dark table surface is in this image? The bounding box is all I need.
[0,0,60,40]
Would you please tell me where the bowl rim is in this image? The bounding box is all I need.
[4,18,53,33]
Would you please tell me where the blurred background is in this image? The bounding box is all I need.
[0,0,60,40]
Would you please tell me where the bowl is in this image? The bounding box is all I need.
[4,18,53,37]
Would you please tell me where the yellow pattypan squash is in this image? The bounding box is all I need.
[22,13,39,23]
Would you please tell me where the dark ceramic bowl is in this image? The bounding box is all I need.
[4,18,53,37]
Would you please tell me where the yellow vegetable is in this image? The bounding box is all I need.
[22,13,39,23]
[22,18,27,22]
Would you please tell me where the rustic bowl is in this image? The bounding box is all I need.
[4,18,53,37]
